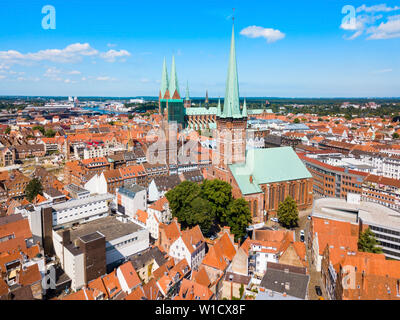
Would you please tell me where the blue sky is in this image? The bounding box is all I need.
[0,0,399,97]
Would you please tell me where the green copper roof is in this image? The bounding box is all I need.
[217,98,221,117]
[221,24,243,119]
[160,57,169,98]
[229,147,312,195]
[242,98,247,117]
[185,81,190,101]
[169,56,180,98]
[186,107,217,116]
[247,109,273,115]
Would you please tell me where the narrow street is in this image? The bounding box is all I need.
[297,211,329,300]
[265,207,329,300]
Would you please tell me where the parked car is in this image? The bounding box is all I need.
[315,286,322,296]
[307,215,312,220]
[300,229,305,236]
[271,217,279,223]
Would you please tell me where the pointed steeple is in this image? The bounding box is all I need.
[169,55,180,99]
[217,98,221,117]
[242,98,247,117]
[185,81,190,101]
[160,57,169,98]
[221,23,242,119]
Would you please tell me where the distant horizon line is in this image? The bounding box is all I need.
[1,95,400,100]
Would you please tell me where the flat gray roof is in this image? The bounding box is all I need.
[313,197,400,230]
[57,215,143,242]
[52,193,114,211]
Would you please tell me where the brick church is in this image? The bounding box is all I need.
[206,22,313,224]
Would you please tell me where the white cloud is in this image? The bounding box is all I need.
[43,67,83,82]
[44,67,61,76]
[0,43,130,66]
[341,4,400,40]
[240,26,285,43]
[96,76,116,81]
[357,4,400,13]
[0,75,6,80]
[367,15,400,39]
[340,14,383,39]
[100,49,131,62]
[372,68,393,73]
[0,43,98,65]
[107,43,117,48]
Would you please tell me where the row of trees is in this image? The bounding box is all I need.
[165,179,251,242]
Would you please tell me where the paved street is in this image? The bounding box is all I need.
[297,211,329,300]
[266,208,329,300]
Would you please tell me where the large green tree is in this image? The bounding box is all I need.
[25,178,43,202]
[277,196,299,229]
[226,198,252,242]
[200,179,232,224]
[188,197,215,235]
[166,179,253,241]
[44,129,56,138]
[165,180,201,228]
[358,228,383,254]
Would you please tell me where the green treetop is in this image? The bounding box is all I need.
[358,228,383,254]
[277,196,299,229]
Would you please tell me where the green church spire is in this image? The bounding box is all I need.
[217,98,221,117]
[185,80,190,101]
[169,55,180,98]
[242,98,247,117]
[160,57,169,98]
[221,23,242,119]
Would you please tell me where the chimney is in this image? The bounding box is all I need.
[62,230,71,245]
[74,238,80,248]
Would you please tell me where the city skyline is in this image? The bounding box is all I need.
[0,0,399,97]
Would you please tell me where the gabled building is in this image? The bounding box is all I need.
[157,218,206,269]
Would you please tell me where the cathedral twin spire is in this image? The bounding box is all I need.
[160,20,247,118]
[160,56,180,99]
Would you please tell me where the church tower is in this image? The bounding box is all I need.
[184,81,191,108]
[158,56,185,128]
[215,21,247,171]
[159,57,169,115]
